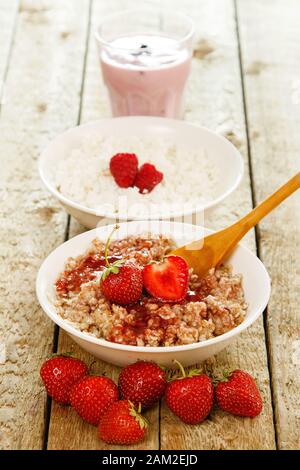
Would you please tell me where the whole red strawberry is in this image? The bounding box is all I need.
[215,369,263,418]
[165,361,214,424]
[119,361,167,408]
[40,355,88,405]
[70,375,119,425]
[142,255,189,302]
[100,226,143,306]
[110,153,138,188]
[98,400,147,445]
[134,163,163,193]
[101,263,143,306]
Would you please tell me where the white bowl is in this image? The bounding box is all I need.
[39,117,243,228]
[36,221,270,367]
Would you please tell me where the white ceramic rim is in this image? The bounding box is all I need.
[94,9,195,51]
[36,221,271,354]
[38,117,244,221]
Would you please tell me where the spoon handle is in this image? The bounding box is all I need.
[234,172,300,234]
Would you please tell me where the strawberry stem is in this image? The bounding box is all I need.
[222,369,233,381]
[104,224,120,267]
[212,368,234,385]
[173,360,186,379]
[128,401,149,429]
[49,352,73,359]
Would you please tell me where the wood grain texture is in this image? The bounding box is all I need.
[47,0,276,450]
[237,0,300,450]
[0,0,19,103]
[46,0,160,450]
[0,0,90,450]
[160,0,275,450]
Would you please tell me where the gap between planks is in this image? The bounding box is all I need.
[0,0,19,110]
[0,0,92,450]
[233,0,278,449]
[46,0,276,450]
[42,0,93,450]
[236,0,300,450]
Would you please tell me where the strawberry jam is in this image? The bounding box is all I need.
[56,254,121,295]
[107,291,204,345]
[185,291,203,303]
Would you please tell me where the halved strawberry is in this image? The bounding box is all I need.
[142,255,189,302]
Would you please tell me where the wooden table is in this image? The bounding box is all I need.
[0,0,299,450]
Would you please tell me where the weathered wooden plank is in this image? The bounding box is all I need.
[236,0,300,450]
[0,0,19,103]
[0,0,90,450]
[48,0,275,450]
[46,0,159,450]
[159,0,276,450]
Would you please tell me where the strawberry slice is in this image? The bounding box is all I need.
[142,255,189,302]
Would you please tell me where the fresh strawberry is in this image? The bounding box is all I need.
[215,369,263,418]
[110,153,138,188]
[70,375,119,425]
[98,400,147,445]
[134,163,163,193]
[119,361,167,408]
[101,263,143,306]
[142,255,189,302]
[165,361,214,424]
[100,225,143,305]
[40,355,88,405]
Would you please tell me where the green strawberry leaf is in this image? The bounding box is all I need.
[129,401,148,429]
[101,259,125,281]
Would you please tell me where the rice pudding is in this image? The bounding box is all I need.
[55,135,220,219]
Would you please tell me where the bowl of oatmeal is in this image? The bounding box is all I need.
[39,117,243,228]
[36,221,270,367]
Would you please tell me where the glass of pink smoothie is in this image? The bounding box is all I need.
[95,10,194,118]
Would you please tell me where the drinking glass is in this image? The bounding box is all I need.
[95,9,194,118]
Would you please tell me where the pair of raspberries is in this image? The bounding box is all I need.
[109,152,163,193]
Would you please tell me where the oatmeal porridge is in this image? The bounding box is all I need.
[55,235,247,347]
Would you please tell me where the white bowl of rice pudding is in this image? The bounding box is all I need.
[36,221,270,367]
[39,117,243,228]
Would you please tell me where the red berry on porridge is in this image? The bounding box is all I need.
[55,234,247,347]
[142,255,189,302]
[55,136,220,219]
[99,226,143,306]
[109,152,138,188]
[101,264,143,306]
[134,162,164,194]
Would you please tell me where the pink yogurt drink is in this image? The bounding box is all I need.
[96,11,194,118]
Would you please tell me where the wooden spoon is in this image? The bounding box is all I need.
[171,172,300,277]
